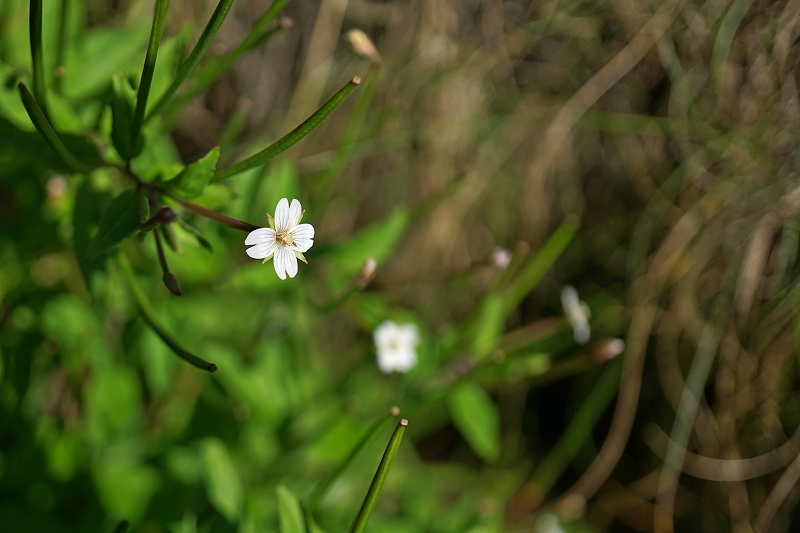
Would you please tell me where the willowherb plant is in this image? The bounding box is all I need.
[16,0,357,372]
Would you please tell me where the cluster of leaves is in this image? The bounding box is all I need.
[0,1,628,533]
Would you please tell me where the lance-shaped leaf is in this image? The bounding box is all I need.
[17,82,93,173]
[447,383,500,463]
[86,189,141,261]
[212,77,361,182]
[111,72,141,160]
[277,485,306,533]
[163,147,220,199]
[131,0,170,150]
[118,254,217,372]
[349,419,408,533]
[146,0,236,120]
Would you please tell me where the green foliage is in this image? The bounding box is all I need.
[163,147,220,199]
[86,189,141,261]
[447,383,501,464]
[276,485,306,533]
[110,72,140,160]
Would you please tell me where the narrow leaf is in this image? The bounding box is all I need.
[132,0,170,150]
[328,209,409,273]
[111,71,140,160]
[470,294,505,360]
[202,438,243,522]
[306,410,397,512]
[349,419,407,533]
[17,82,91,172]
[177,219,213,251]
[277,485,306,533]
[86,189,140,261]
[146,0,236,120]
[164,147,220,199]
[447,383,500,463]
[29,0,48,117]
[118,254,217,372]
[502,216,578,315]
[212,78,361,182]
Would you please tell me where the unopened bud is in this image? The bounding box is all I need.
[279,16,293,29]
[156,206,178,223]
[162,272,183,296]
[358,257,377,288]
[346,29,381,65]
[592,338,625,362]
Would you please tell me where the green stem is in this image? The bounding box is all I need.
[17,82,88,172]
[306,408,399,512]
[54,0,69,93]
[118,254,216,372]
[132,0,170,149]
[212,77,361,182]
[167,194,260,232]
[502,216,579,315]
[29,0,48,117]
[146,0,235,120]
[349,419,408,533]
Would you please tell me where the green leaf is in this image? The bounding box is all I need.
[276,485,306,533]
[86,189,140,261]
[164,147,220,199]
[29,0,48,118]
[0,116,101,172]
[110,71,140,160]
[349,419,408,533]
[73,178,111,286]
[132,0,170,150]
[470,294,505,360]
[329,209,410,273]
[212,77,361,182]
[202,438,244,523]
[17,82,93,172]
[447,383,500,463]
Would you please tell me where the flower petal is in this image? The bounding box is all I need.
[274,198,290,232]
[245,227,275,246]
[284,248,299,278]
[288,199,303,227]
[273,246,287,279]
[246,241,276,259]
[290,223,315,252]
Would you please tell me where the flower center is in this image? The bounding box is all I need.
[276,231,294,246]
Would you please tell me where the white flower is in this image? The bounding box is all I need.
[373,320,420,374]
[245,198,315,279]
[561,285,590,345]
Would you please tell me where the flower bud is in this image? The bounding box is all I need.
[162,272,183,296]
[358,257,378,288]
[347,29,381,65]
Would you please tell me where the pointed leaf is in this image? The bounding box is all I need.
[277,485,306,533]
[86,189,141,261]
[111,71,140,160]
[202,438,243,523]
[330,209,410,273]
[447,383,500,463]
[164,147,220,199]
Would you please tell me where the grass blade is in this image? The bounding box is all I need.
[17,82,89,173]
[146,0,235,120]
[118,254,217,373]
[349,418,407,533]
[212,77,361,182]
[306,408,399,512]
[132,0,170,149]
[502,216,579,315]
[29,0,48,117]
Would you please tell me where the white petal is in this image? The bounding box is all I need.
[393,349,418,373]
[245,227,275,246]
[373,320,397,347]
[288,199,303,227]
[274,246,299,279]
[284,248,299,278]
[274,198,290,232]
[398,323,420,347]
[273,246,287,279]
[290,223,315,252]
[246,241,276,259]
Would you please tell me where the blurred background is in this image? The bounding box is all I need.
[2,0,800,532]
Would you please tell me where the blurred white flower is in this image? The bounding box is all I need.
[491,247,512,269]
[561,285,590,345]
[535,512,565,533]
[374,320,419,374]
[245,198,315,280]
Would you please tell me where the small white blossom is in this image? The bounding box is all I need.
[491,247,512,269]
[561,285,590,345]
[245,198,315,280]
[373,320,419,374]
